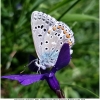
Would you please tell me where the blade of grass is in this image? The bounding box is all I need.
[61,14,99,22]
[61,83,99,98]
[57,0,81,20]
[47,0,70,14]
[83,0,96,13]
[29,0,45,11]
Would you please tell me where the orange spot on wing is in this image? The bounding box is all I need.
[57,25,61,29]
[48,30,51,34]
[66,34,70,38]
[52,26,56,31]
[63,30,70,38]
[63,30,67,34]
[68,40,72,46]
[61,26,64,30]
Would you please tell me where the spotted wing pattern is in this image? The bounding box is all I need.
[31,11,74,69]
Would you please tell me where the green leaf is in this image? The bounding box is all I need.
[62,83,99,98]
[61,14,98,22]
[64,87,68,98]
[68,87,80,98]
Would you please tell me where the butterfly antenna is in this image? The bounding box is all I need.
[20,59,37,74]
[20,68,26,74]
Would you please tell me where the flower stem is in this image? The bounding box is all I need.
[56,90,65,98]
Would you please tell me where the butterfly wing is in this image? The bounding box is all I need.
[31,11,75,69]
[31,11,57,59]
[40,21,74,68]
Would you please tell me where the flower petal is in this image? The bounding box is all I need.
[52,43,71,73]
[45,74,60,92]
[2,74,45,86]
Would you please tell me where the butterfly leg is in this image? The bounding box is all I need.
[37,66,41,74]
[35,60,46,70]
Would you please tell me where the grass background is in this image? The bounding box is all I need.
[1,0,99,98]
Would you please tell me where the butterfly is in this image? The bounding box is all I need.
[31,11,74,70]
[2,11,75,96]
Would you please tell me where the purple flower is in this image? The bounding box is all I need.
[2,43,71,98]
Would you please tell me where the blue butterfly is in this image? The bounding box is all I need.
[2,11,75,98]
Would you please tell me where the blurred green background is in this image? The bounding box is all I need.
[1,0,99,98]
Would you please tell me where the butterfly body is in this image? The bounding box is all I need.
[31,11,74,70]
